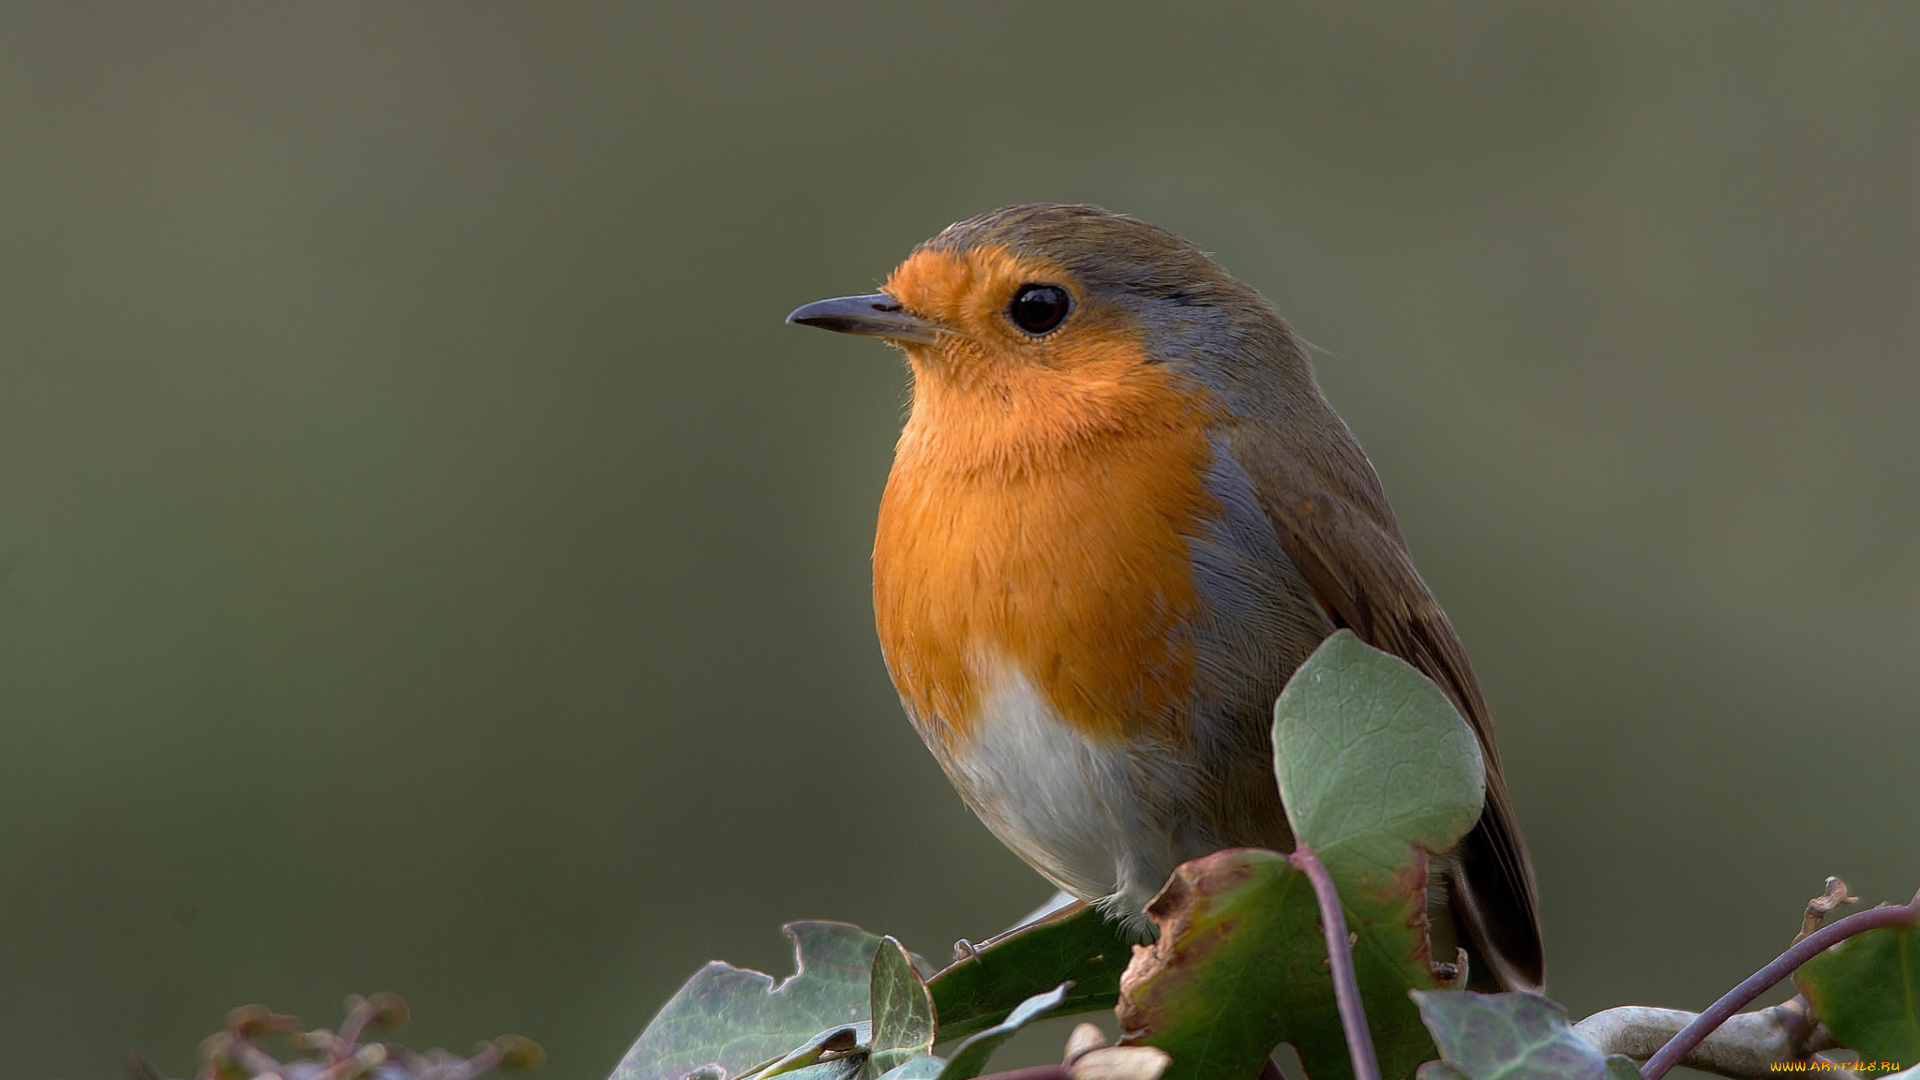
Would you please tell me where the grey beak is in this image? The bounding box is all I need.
[785,293,939,345]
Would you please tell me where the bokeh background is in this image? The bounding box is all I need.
[1,4,1916,1077]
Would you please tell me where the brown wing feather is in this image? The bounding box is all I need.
[1228,422,1547,993]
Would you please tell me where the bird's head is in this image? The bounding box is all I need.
[788,204,1311,438]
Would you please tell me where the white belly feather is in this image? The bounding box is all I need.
[939,656,1179,921]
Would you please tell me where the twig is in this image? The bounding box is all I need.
[1575,997,1836,1078]
[1796,878,1859,946]
[1290,845,1382,1080]
[1640,888,1920,1080]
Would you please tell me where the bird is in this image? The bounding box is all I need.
[786,203,1544,993]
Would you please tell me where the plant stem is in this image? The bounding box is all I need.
[1289,846,1381,1080]
[1641,889,1920,1080]
[1576,998,1833,1078]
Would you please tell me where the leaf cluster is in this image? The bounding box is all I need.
[613,633,1916,1080]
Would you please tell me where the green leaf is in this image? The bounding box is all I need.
[1419,1055,1640,1080]
[612,922,890,1080]
[1272,630,1485,885]
[874,1057,948,1080]
[1604,1055,1646,1080]
[1411,990,1636,1080]
[1117,850,1325,1080]
[1115,849,1443,1080]
[870,937,936,1077]
[928,901,1136,1040]
[1118,633,1488,1080]
[937,984,1069,1080]
[741,1025,868,1080]
[753,1053,868,1080]
[1799,924,1920,1064]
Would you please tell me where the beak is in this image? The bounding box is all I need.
[785,293,939,345]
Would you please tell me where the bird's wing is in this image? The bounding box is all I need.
[1226,421,1547,993]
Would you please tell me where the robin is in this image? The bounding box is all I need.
[787,203,1544,992]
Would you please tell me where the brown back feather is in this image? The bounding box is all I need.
[1227,415,1547,993]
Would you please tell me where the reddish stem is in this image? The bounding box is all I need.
[1641,888,1920,1080]
[1290,846,1382,1080]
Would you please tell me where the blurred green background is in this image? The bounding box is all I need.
[1,3,1916,1077]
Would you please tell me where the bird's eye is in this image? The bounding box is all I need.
[1007,284,1071,335]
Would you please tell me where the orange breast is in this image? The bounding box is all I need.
[873,332,1221,747]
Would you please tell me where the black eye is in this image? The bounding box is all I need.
[1008,284,1071,335]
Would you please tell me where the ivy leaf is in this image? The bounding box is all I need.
[874,1057,948,1080]
[1411,990,1641,1080]
[1605,1057,1646,1080]
[1119,633,1485,1080]
[869,937,936,1077]
[1271,631,1485,886]
[612,922,891,1080]
[928,901,1136,1040]
[737,1024,867,1080]
[1117,849,1325,1079]
[938,984,1069,1080]
[1798,924,1920,1065]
